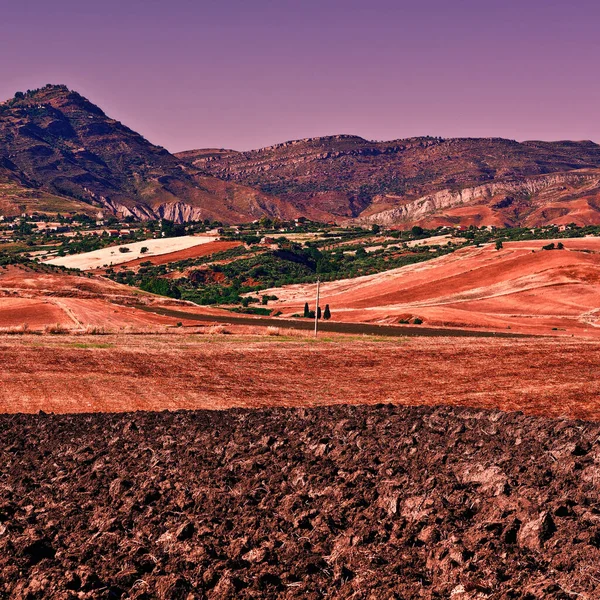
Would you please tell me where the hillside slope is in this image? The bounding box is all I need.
[0,85,297,223]
[262,238,600,336]
[180,135,600,226]
[0,263,231,331]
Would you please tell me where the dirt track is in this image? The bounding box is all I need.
[139,305,527,338]
[3,405,600,598]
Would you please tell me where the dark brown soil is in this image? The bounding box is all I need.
[140,305,526,338]
[2,405,600,599]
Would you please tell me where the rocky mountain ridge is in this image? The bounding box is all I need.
[3,84,600,227]
[181,135,600,226]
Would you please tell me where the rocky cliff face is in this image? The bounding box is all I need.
[357,170,600,227]
[0,85,297,223]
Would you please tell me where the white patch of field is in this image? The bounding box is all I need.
[406,234,457,247]
[267,232,337,243]
[44,235,218,270]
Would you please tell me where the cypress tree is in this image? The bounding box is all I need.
[323,304,331,320]
[317,306,322,319]
[303,302,310,318]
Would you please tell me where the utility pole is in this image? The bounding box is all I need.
[314,277,320,337]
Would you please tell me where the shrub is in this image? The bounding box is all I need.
[44,323,69,334]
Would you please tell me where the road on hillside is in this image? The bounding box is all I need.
[138,305,529,338]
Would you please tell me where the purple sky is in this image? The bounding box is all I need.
[2,0,599,152]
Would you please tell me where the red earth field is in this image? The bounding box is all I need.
[104,240,243,272]
[0,264,233,331]
[2,333,600,419]
[264,237,600,337]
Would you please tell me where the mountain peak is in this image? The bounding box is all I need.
[1,84,108,119]
[8,84,69,103]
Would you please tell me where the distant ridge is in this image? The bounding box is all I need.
[2,84,600,227]
[177,135,600,227]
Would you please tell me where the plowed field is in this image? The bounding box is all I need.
[3,405,600,598]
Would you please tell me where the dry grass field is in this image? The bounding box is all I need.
[44,235,218,270]
[0,264,234,332]
[107,240,242,271]
[2,333,599,419]
[263,238,600,337]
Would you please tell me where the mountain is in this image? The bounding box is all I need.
[3,85,600,228]
[0,85,298,223]
[178,135,600,227]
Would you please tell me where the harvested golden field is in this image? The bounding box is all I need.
[1,333,599,419]
[107,240,243,272]
[264,237,600,337]
[44,235,219,270]
[0,264,233,332]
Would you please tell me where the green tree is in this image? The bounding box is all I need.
[495,240,503,251]
[317,306,322,319]
[140,277,181,299]
[303,302,310,318]
[323,304,331,320]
